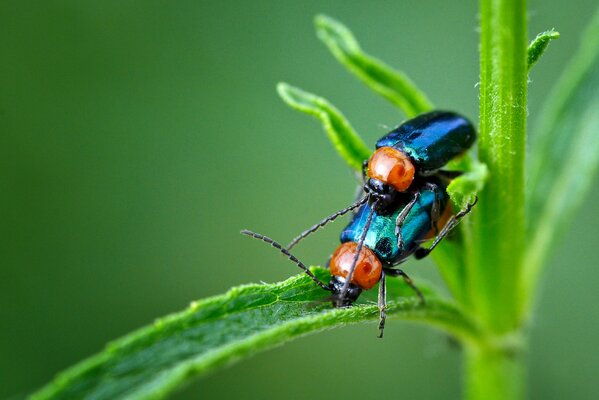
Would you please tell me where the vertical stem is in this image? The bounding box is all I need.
[465,0,528,398]
[470,0,528,331]
[465,344,526,400]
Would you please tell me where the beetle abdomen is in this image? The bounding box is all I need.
[340,185,449,264]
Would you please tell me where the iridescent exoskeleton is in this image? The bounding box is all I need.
[243,111,477,337]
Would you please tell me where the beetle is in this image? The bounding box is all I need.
[242,177,475,337]
[362,111,475,214]
[241,110,477,336]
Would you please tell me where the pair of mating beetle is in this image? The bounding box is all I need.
[242,111,477,337]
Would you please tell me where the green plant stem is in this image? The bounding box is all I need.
[472,0,527,332]
[467,0,528,398]
[464,343,526,400]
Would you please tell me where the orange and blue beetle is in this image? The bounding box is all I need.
[242,111,477,337]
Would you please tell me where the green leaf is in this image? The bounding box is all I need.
[525,9,599,297]
[277,82,371,171]
[32,268,477,400]
[433,156,487,306]
[314,14,433,117]
[527,30,560,70]
[432,240,467,304]
[446,157,489,210]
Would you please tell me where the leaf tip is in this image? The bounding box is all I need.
[276,81,291,97]
[528,29,561,70]
[314,14,339,33]
[313,13,330,28]
[314,14,358,53]
[276,82,309,109]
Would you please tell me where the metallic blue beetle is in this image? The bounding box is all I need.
[341,182,449,265]
[364,111,475,214]
[330,178,474,336]
[375,111,475,172]
[242,111,477,337]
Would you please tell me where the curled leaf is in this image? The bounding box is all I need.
[277,82,371,171]
[446,157,489,210]
[315,14,433,117]
[527,30,560,70]
[432,156,487,303]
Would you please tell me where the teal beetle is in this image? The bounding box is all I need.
[242,111,477,337]
[242,179,475,337]
[340,179,450,265]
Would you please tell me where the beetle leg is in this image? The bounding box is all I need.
[414,197,478,259]
[383,267,425,305]
[377,269,387,338]
[422,181,442,235]
[395,191,420,251]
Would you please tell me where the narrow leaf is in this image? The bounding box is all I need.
[527,30,560,70]
[525,10,599,294]
[315,14,433,117]
[32,268,477,400]
[278,82,370,171]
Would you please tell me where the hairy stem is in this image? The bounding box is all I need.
[465,0,528,398]
[471,0,527,332]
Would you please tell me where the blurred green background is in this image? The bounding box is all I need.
[1,1,598,399]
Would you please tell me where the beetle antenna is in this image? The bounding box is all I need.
[287,196,368,250]
[241,230,331,291]
[339,199,378,298]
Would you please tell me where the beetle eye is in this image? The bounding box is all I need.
[367,147,415,192]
